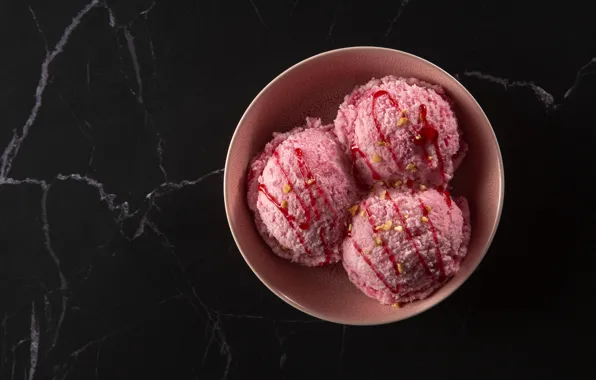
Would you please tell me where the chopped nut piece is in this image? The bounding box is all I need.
[394,225,403,232]
[375,220,392,232]
[349,204,359,216]
[421,216,429,223]
[283,183,292,194]
[281,200,288,209]
[348,224,353,232]
[406,162,417,172]
[425,205,432,212]
[396,117,409,127]
[419,184,427,191]
[377,141,386,146]
[397,263,404,273]
[393,180,403,187]
[392,303,400,308]
[427,155,433,161]
[360,210,366,217]
[404,213,409,219]
[372,153,382,163]
[379,190,387,200]
[414,134,422,141]
[374,237,382,246]
[307,178,315,185]
[382,220,393,231]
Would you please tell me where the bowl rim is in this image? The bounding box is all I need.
[224,46,505,325]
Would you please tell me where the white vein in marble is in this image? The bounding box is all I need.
[0,0,100,179]
[248,0,268,28]
[124,27,144,104]
[462,71,555,108]
[385,0,412,37]
[41,184,69,349]
[28,303,39,380]
[27,5,48,53]
[563,57,596,99]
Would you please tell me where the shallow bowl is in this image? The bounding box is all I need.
[224,47,504,325]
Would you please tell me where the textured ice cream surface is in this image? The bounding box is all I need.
[247,118,359,266]
[335,76,466,187]
[342,187,471,304]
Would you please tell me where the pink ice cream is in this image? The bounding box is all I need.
[342,186,471,305]
[335,76,466,187]
[247,118,359,266]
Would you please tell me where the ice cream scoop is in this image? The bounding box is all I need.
[247,118,359,266]
[342,186,471,305]
[335,76,466,187]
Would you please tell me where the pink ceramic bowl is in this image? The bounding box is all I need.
[224,47,504,325]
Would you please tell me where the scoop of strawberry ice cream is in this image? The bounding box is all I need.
[247,118,359,266]
[334,76,466,187]
[342,187,470,304]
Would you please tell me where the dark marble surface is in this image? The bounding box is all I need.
[1,0,594,379]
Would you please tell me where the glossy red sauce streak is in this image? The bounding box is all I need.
[418,198,446,281]
[439,188,452,208]
[350,144,381,181]
[361,203,401,281]
[293,148,334,263]
[294,148,338,220]
[273,152,311,230]
[258,184,312,255]
[371,90,403,170]
[418,104,446,184]
[351,239,399,294]
[274,148,336,263]
[385,192,435,280]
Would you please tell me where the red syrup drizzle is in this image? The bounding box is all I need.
[350,144,381,181]
[385,192,436,281]
[361,202,401,282]
[273,152,311,230]
[416,104,453,209]
[418,198,446,281]
[371,90,403,170]
[438,187,452,208]
[351,239,399,294]
[318,228,334,265]
[294,149,338,220]
[258,183,312,255]
[293,148,338,264]
[417,104,446,184]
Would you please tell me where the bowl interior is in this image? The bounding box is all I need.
[225,47,503,325]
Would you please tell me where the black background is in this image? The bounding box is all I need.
[0,0,594,379]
